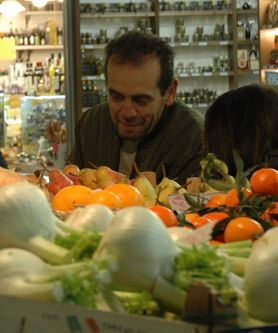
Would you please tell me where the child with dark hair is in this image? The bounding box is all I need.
[204,84,278,175]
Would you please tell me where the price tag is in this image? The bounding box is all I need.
[192,73,200,77]
[198,103,207,108]
[168,193,190,212]
[219,41,228,45]
[179,73,189,77]
[180,42,189,46]
[198,42,207,46]
[177,222,215,247]
[203,72,212,76]
[219,72,229,76]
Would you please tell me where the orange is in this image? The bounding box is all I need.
[224,216,264,243]
[184,213,199,223]
[84,190,121,210]
[205,193,227,208]
[225,187,253,207]
[190,215,212,228]
[208,240,224,246]
[51,185,93,212]
[104,183,144,208]
[250,168,278,196]
[202,211,229,223]
[150,205,178,227]
[261,202,278,227]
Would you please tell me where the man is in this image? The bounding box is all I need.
[70,31,205,184]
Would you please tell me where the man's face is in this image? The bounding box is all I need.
[106,55,171,141]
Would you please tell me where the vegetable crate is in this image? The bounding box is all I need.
[0,295,208,333]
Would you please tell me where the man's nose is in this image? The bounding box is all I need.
[121,98,137,117]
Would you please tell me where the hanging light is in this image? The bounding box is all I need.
[31,0,48,8]
[0,0,25,17]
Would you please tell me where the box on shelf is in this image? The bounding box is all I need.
[265,71,278,85]
[237,50,248,70]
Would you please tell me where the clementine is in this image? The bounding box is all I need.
[205,193,227,208]
[225,187,253,207]
[84,190,121,210]
[150,205,178,227]
[224,216,264,243]
[250,168,278,196]
[261,201,278,227]
[105,183,144,208]
[51,185,93,212]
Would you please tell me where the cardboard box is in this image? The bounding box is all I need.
[0,295,208,333]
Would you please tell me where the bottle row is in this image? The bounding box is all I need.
[0,23,63,46]
[80,1,232,14]
[5,54,65,96]
[81,79,218,109]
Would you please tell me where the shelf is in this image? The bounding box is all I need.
[21,95,65,101]
[159,9,233,17]
[169,40,233,47]
[24,10,63,16]
[80,12,155,18]
[185,103,211,108]
[15,45,64,51]
[236,8,258,15]
[238,70,260,75]
[236,40,258,45]
[82,75,104,80]
[262,64,278,70]
[178,71,234,78]
[81,44,106,50]
[260,24,278,30]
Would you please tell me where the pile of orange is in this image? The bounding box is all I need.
[51,183,146,212]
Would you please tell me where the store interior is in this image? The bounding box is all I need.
[0,0,277,171]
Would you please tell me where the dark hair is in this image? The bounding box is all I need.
[104,31,175,95]
[204,84,278,175]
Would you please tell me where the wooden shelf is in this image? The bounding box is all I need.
[81,44,106,50]
[159,9,233,16]
[16,45,64,51]
[236,40,258,45]
[80,12,155,18]
[24,10,62,16]
[178,72,234,78]
[236,8,258,14]
[170,41,233,47]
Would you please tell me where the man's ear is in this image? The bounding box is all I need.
[165,79,178,106]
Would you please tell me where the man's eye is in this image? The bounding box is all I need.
[133,98,150,106]
[110,93,123,102]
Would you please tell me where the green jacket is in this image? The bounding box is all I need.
[70,100,205,185]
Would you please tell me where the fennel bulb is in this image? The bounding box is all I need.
[65,204,114,232]
[0,182,70,264]
[93,206,186,312]
[244,243,278,322]
[0,247,118,310]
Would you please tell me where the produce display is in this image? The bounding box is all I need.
[0,152,277,330]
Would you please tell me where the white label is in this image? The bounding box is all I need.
[203,72,212,76]
[219,72,229,76]
[180,42,189,46]
[198,42,207,46]
[219,41,228,45]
